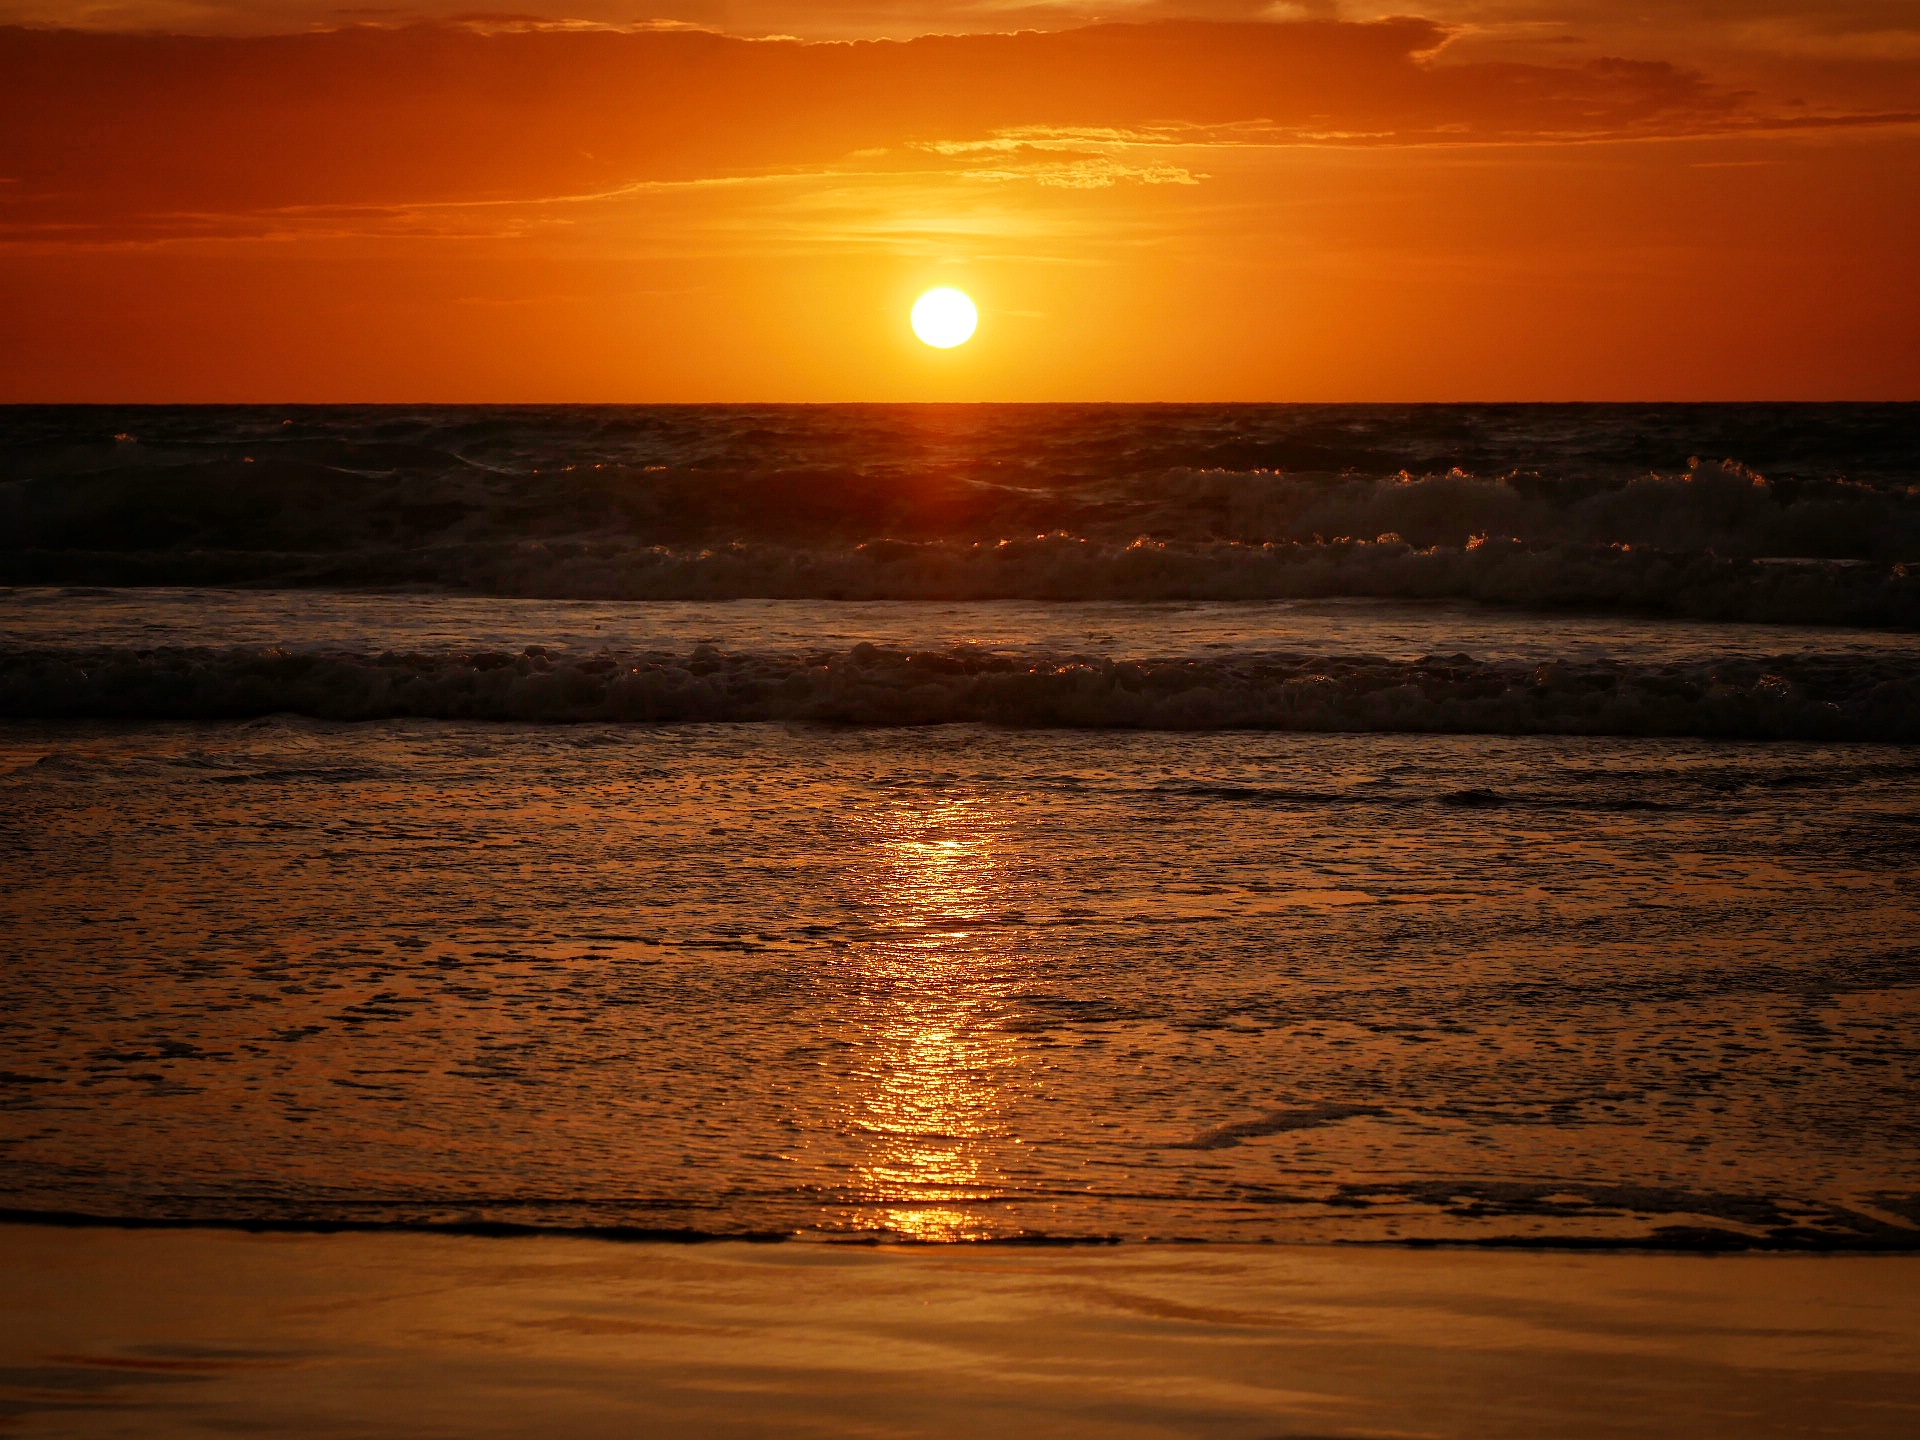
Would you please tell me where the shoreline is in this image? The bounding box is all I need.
[7,1211,1920,1255]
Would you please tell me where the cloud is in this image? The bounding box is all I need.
[3,0,1915,48]
[0,17,1908,243]
[918,127,1210,188]
[960,157,1203,188]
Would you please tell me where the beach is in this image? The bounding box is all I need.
[4,0,1919,1416]
[6,1226,1919,1438]
[4,405,1917,1435]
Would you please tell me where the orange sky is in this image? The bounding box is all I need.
[0,3,1915,400]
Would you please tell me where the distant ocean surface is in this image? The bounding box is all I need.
[1,404,1916,1247]
[4,402,1918,619]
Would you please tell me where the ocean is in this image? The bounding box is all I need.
[2,403,1916,1249]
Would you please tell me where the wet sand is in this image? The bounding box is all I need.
[3,1226,1917,1438]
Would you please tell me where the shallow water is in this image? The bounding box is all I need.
[3,718,1915,1245]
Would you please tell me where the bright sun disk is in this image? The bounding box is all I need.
[911,288,978,349]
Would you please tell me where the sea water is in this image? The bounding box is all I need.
[1,405,1915,1247]
[1,716,1916,1244]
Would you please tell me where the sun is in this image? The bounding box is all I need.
[911,288,978,349]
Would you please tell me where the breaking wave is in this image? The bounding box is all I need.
[5,405,1918,621]
[9,537,1918,627]
[7,643,1916,739]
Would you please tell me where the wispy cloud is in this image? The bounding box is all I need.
[960,157,1203,187]
[1,17,1910,244]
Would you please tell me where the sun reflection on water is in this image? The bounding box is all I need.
[843,799,1029,1241]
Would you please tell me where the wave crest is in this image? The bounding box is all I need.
[9,538,1918,626]
[7,644,1915,739]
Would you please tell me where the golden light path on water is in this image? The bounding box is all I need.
[3,723,1919,1248]
[844,799,1027,1241]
